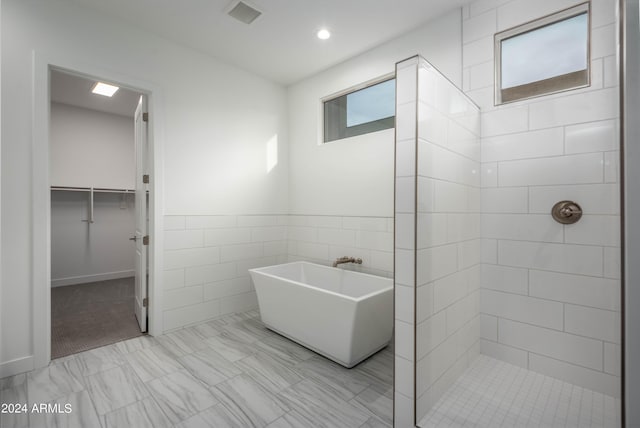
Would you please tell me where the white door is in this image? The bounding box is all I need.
[133,95,148,332]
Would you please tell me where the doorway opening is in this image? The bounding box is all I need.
[49,69,150,359]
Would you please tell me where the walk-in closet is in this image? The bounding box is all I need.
[50,70,144,358]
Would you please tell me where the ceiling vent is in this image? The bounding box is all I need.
[227,1,262,25]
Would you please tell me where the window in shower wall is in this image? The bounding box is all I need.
[323,77,395,143]
[495,2,590,104]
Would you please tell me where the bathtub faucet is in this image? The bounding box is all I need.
[332,256,363,268]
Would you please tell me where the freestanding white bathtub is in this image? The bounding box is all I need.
[249,261,393,368]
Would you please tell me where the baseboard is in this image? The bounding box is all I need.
[0,355,34,378]
[51,270,135,287]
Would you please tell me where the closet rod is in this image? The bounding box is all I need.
[51,186,134,194]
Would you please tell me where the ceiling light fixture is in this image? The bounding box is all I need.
[317,29,331,40]
[92,82,119,97]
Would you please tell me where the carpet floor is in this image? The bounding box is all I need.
[51,277,143,359]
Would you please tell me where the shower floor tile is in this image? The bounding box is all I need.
[419,355,621,428]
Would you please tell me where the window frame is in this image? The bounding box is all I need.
[494,2,591,105]
[321,73,396,144]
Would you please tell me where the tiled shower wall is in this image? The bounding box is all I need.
[414,61,482,422]
[162,214,394,332]
[463,0,621,397]
[394,56,482,427]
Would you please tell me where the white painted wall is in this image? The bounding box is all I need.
[50,102,135,189]
[284,10,462,295]
[1,0,288,376]
[287,9,462,218]
[464,0,621,398]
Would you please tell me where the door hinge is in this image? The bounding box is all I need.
[143,174,150,184]
[143,235,150,246]
[142,112,149,122]
[143,297,148,307]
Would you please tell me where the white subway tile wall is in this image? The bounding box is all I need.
[464,0,621,398]
[394,56,420,428]
[163,213,394,333]
[286,216,394,277]
[395,56,482,425]
[162,215,288,331]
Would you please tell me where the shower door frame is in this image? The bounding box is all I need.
[622,0,639,425]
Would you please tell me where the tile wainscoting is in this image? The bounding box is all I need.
[163,214,394,332]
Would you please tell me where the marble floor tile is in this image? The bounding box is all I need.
[223,312,254,323]
[206,318,230,330]
[0,382,29,428]
[103,397,172,428]
[360,416,391,428]
[155,335,188,359]
[85,364,148,415]
[115,335,160,354]
[265,411,319,428]
[75,344,125,377]
[0,373,26,390]
[239,318,277,340]
[29,390,101,428]
[254,334,315,367]
[183,325,216,345]
[355,348,393,389]
[145,369,218,424]
[244,309,261,319]
[211,374,289,427]
[178,348,242,387]
[124,345,183,382]
[280,378,371,428]
[175,402,253,428]
[2,309,394,428]
[27,359,85,405]
[222,322,263,344]
[294,356,371,401]
[235,351,302,393]
[205,331,256,362]
[49,354,79,367]
[191,321,223,339]
[156,328,208,358]
[351,383,393,426]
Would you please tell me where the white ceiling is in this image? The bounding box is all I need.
[51,70,142,117]
[65,0,474,85]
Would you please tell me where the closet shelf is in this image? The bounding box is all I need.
[52,186,137,224]
[51,186,134,194]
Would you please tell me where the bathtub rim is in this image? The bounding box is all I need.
[249,261,393,303]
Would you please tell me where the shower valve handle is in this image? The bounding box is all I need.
[551,201,583,224]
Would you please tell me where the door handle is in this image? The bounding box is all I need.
[129,236,138,241]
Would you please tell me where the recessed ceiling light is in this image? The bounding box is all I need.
[317,29,331,40]
[92,82,119,97]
